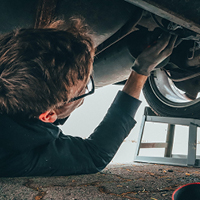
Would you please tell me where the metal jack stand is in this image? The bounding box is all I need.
[134,107,200,167]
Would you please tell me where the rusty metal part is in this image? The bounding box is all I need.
[125,0,200,34]
[169,70,200,99]
[55,0,138,47]
[95,8,143,55]
[186,48,200,66]
[163,69,200,82]
[35,0,58,28]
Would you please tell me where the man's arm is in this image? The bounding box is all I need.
[82,34,178,172]
[122,71,147,99]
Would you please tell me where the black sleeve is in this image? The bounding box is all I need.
[29,91,141,176]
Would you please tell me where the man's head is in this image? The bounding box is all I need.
[0,19,95,121]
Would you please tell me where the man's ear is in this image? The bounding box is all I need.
[39,110,57,123]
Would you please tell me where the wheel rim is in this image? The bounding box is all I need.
[149,69,200,108]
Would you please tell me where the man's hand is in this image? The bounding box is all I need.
[123,33,177,99]
[131,33,178,76]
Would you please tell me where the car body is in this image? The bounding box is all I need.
[2,0,200,118]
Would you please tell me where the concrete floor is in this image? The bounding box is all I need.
[1,163,200,200]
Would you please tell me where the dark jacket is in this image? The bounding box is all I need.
[0,91,141,177]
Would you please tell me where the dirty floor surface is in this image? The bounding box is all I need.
[1,163,200,200]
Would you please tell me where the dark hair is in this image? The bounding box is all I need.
[0,18,95,118]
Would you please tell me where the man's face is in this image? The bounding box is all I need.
[54,79,87,119]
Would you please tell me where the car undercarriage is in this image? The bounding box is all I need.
[2,0,200,118]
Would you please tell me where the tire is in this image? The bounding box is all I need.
[143,69,200,119]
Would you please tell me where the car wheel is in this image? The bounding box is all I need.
[143,68,200,119]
